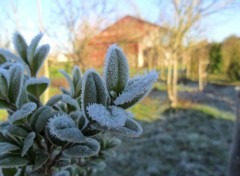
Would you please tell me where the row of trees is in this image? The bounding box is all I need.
[209,35,240,80]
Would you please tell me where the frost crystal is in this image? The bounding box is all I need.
[87,104,127,128]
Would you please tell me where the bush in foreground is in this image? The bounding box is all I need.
[0,33,157,176]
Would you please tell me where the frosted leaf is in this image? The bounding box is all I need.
[30,106,54,133]
[92,118,143,137]
[0,142,20,155]
[60,87,71,96]
[81,69,108,118]
[48,114,85,143]
[104,44,129,94]
[114,70,158,109]
[53,170,70,176]
[8,64,24,104]
[0,49,19,62]
[27,33,43,66]
[87,104,127,128]
[31,44,50,76]
[25,77,50,98]
[13,32,28,62]
[21,132,36,157]
[0,153,28,168]
[32,151,49,171]
[46,94,62,106]
[63,138,100,157]
[0,68,9,99]
[8,124,28,137]
[9,102,37,124]
[72,66,82,97]
[70,111,88,130]
[59,69,75,97]
[62,94,80,110]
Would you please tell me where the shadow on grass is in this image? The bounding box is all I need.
[96,108,234,176]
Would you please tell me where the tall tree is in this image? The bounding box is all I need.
[51,0,116,70]
[155,0,237,107]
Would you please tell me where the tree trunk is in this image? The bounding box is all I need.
[172,56,178,108]
[167,54,178,108]
[227,87,240,176]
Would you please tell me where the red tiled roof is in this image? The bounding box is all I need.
[89,15,165,45]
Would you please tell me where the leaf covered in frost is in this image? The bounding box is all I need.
[87,104,127,128]
[9,102,37,124]
[53,170,70,176]
[0,142,20,155]
[0,49,19,62]
[59,69,75,97]
[21,132,36,157]
[62,94,80,110]
[0,68,9,99]
[46,94,62,106]
[63,138,100,157]
[8,124,28,137]
[48,113,85,143]
[32,151,49,171]
[27,33,43,66]
[13,32,28,62]
[82,69,107,118]
[0,153,28,168]
[31,44,50,76]
[8,64,24,104]
[72,66,82,97]
[114,70,158,109]
[30,106,54,132]
[93,118,143,137]
[26,77,50,98]
[104,44,129,95]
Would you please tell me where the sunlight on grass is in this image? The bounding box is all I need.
[130,97,167,122]
[177,103,235,121]
[0,110,7,121]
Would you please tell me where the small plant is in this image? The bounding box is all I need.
[0,33,158,176]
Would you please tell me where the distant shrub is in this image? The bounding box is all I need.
[227,60,240,81]
[0,33,158,176]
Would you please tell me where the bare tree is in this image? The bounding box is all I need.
[50,0,116,70]
[156,0,237,107]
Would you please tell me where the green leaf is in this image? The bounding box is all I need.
[45,127,67,146]
[45,94,62,106]
[53,170,70,176]
[87,104,127,128]
[8,124,28,138]
[48,113,85,143]
[32,151,49,172]
[27,33,43,66]
[114,70,158,109]
[31,44,50,76]
[0,99,10,110]
[30,106,54,133]
[81,69,108,118]
[13,32,28,62]
[59,69,75,97]
[8,64,24,104]
[104,45,129,95]
[0,153,28,168]
[72,66,82,97]
[93,118,143,137]
[63,138,100,157]
[21,132,36,157]
[0,68,9,99]
[26,77,50,98]
[0,142,20,155]
[0,54,7,65]
[9,102,37,124]
[1,167,18,176]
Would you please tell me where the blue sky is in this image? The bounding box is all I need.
[0,0,240,52]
